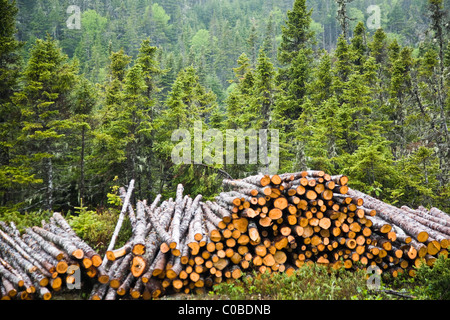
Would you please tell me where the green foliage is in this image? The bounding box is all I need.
[278,0,314,64]
[211,264,382,300]
[106,182,122,207]
[1,0,449,216]
[68,203,130,253]
[399,256,450,300]
[0,207,52,232]
[0,0,22,100]
[68,183,131,252]
[9,34,78,210]
[153,65,219,196]
[73,9,108,83]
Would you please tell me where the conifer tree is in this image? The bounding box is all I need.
[369,28,388,65]
[250,48,276,130]
[135,38,164,199]
[335,0,353,40]
[388,46,414,159]
[12,35,78,210]
[278,0,314,65]
[333,34,352,98]
[0,0,27,208]
[427,0,449,187]
[90,48,131,198]
[69,77,96,205]
[274,0,316,171]
[224,53,254,131]
[350,22,368,71]
[154,65,218,196]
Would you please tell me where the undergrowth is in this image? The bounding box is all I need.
[209,263,389,300]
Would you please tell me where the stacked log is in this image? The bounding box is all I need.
[215,172,448,278]
[88,171,449,300]
[346,188,450,275]
[1,171,448,300]
[89,184,236,299]
[0,213,107,300]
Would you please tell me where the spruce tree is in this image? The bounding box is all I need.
[274,0,316,171]
[137,38,163,101]
[135,38,164,199]
[278,0,314,65]
[333,34,352,98]
[90,48,131,198]
[0,0,27,208]
[12,35,78,210]
[224,53,254,131]
[369,28,388,64]
[154,66,218,196]
[387,46,414,160]
[427,0,449,188]
[250,48,276,130]
[0,0,22,103]
[70,77,97,204]
[335,0,353,40]
[350,22,368,71]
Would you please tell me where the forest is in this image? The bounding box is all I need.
[0,0,449,222]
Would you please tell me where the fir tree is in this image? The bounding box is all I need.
[333,34,352,98]
[135,38,164,199]
[274,0,315,171]
[369,28,388,65]
[350,22,368,71]
[90,48,131,197]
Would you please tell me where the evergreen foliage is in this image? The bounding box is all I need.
[0,0,449,218]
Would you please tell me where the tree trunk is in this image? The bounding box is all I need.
[45,157,53,211]
[32,226,83,259]
[347,188,429,243]
[132,201,147,255]
[79,126,85,202]
[102,179,135,267]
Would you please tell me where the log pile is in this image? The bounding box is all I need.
[0,171,449,300]
[89,171,449,300]
[0,212,108,300]
[214,171,448,279]
[89,183,234,300]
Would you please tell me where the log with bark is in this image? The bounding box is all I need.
[1,170,448,300]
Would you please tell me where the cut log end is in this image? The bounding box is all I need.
[131,256,147,277]
[132,244,146,255]
[56,261,68,274]
[92,255,103,267]
[106,251,116,261]
[72,249,84,260]
[417,231,429,243]
[273,197,288,210]
[160,242,171,253]
[98,274,110,284]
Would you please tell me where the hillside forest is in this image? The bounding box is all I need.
[0,0,449,225]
